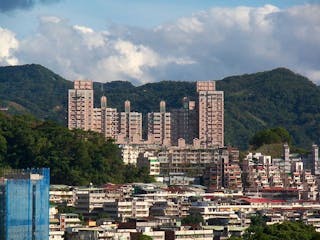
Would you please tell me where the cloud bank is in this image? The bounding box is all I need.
[0,27,19,65]
[2,4,320,84]
[0,0,61,12]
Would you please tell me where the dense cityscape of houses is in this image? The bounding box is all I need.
[50,80,320,239]
[46,143,320,240]
[1,79,320,240]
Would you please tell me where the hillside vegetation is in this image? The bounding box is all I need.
[230,217,320,240]
[1,64,319,149]
[0,113,152,185]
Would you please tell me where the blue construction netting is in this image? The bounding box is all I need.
[0,168,50,240]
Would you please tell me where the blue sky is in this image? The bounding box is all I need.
[0,0,316,36]
[0,0,320,84]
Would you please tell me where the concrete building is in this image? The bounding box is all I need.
[136,141,239,183]
[92,108,102,133]
[100,96,119,140]
[204,148,243,192]
[171,97,198,145]
[50,185,75,206]
[75,187,106,218]
[0,168,50,240]
[68,80,94,131]
[197,81,224,147]
[104,199,151,221]
[148,101,172,146]
[283,143,291,174]
[117,100,143,144]
[49,206,64,240]
[312,144,320,176]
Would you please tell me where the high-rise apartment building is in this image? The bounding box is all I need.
[0,168,50,240]
[147,101,171,146]
[197,81,224,147]
[68,80,94,131]
[312,144,320,175]
[100,96,119,140]
[92,108,102,132]
[117,100,143,144]
[171,97,198,145]
[67,80,225,148]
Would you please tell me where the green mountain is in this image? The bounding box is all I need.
[0,64,72,123]
[0,64,319,149]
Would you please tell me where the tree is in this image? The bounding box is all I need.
[138,234,153,240]
[239,220,320,240]
[249,127,292,149]
[181,212,204,225]
[0,113,153,185]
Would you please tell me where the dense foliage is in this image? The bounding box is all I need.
[249,127,292,149]
[1,64,320,149]
[219,68,320,149]
[230,215,320,240]
[0,64,72,123]
[0,113,153,185]
[244,219,320,240]
[137,235,153,240]
[181,212,204,225]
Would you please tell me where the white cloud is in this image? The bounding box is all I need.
[95,40,161,83]
[0,27,19,65]
[176,17,204,33]
[5,4,320,84]
[40,16,61,24]
[73,25,106,49]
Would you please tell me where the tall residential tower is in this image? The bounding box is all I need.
[117,100,143,144]
[171,97,198,145]
[147,101,171,146]
[197,81,224,147]
[68,80,94,131]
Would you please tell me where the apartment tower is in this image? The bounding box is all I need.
[117,100,143,144]
[147,101,171,146]
[68,80,94,131]
[100,96,119,140]
[171,97,198,145]
[312,144,320,175]
[197,81,224,147]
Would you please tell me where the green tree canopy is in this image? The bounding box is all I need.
[181,212,204,225]
[237,215,320,240]
[138,234,153,240]
[0,113,152,185]
[249,127,292,149]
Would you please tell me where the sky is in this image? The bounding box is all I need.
[0,0,320,85]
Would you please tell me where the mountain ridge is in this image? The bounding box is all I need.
[0,64,319,149]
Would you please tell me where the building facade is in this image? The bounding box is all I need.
[171,97,198,146]
[0,168,50,240]
[100,96,119,140]
[68,80,94,131]
[197,81,224,147]
[148,101,172,146]
[117,100,143,144]
[68,80,225,148]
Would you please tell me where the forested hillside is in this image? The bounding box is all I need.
[1,64,320,149]
[0,113,152,185]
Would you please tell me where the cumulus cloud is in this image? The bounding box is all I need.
[0,27,19,65]
[17,16,193,84]
[0,0,61,12]
[7,4,320,84]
